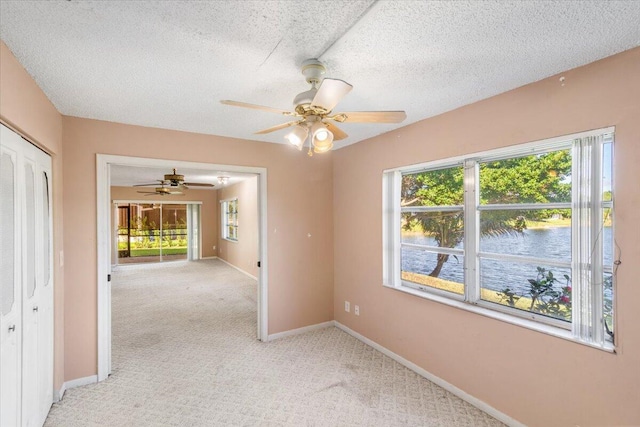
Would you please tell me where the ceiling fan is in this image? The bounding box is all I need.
[221,58,406,155]
[133,168,215,189]
[136,182,184,196]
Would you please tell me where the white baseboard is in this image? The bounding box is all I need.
[54,374,98,402]
[334,322,525,427]
[200,256,218,260]
[64,375,98,392]
[268,320,335,341]
[217,257,257,280]
[53,382,66,402]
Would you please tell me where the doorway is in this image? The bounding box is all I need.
[96,155,268,382]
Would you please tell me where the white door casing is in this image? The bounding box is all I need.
[97,154,268,381]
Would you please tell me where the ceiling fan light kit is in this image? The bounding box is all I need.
[137,184,184,196]
[284,125,309,150]
[221,58,406,157]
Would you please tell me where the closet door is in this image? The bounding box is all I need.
[21,149,41,427]
[0,124,53,427]
[21,139,53,427]
[0,135,22,427]
[37,168,53,425]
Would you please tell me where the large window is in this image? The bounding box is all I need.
[222,198,238,241]
[383,128,615,349]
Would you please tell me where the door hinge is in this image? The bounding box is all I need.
[107,274,111,282]
[257,261,261,268]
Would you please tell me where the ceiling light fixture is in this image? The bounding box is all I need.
[283,120,334,156]
[284,125,308,150]
[311,121,333,153]
[217,176,229,185]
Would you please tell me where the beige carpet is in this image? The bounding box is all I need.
[45,259,504,426]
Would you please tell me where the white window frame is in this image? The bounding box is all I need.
[221,198,238,242]
[382,127,615,351]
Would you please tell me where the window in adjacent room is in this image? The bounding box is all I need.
[222,198,238,241]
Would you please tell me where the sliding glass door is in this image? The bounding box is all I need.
[116,203,189,264]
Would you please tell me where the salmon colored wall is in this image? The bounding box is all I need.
[333,47,640,426]
[110,186,218,260]
[0,41,65,391]
[62,117,334,380]
[218,176,259,277]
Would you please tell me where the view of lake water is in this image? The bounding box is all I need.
[402,226,613,295]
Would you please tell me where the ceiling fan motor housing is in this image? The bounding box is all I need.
[301,58,326,84]
[294,59,327,111]
[164,168,184,185]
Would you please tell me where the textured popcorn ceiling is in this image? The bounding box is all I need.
[1,1,639,149]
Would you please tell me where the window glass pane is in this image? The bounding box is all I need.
[401,247,464,295]
[602,142,612,202]
[602,141,614,340]
[479,209,571,262]
[479,149,572,204]
[604,273,614,338]
[603,207,613,266]
[402,211,464,249]
[402,166,464,254]
[480,259,572,322]
[402,166,463,207]
[1,153,15,315]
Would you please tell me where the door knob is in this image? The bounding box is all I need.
[33,306,39,312]
[8,325,15,332]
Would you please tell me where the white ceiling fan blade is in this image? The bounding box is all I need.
[329,111,406,123]
[325,122,348,141]
[133,180,165,187]
[254,120,301,135]
[221,100,296,116]
[183,182,215,187]
[311,79,352,112]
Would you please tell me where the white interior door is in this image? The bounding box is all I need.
[21,158,40,427]
[37,168,54,425]
[0,124,53,427]
[0,135,22,427]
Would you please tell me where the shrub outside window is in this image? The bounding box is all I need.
[383,128,615,349]
[222,198,238,241]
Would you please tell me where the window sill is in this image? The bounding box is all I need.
[383,282,615,354]
[222,238,238,243]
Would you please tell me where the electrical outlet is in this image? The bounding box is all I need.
[344,301,350,312]
[213,245,216,250]
[354,305,360,316]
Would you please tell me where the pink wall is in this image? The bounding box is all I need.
[62,117,334,380]
[333,47,640,426]
[0,41,65,391]
[110,186,218,259]
[218,176,259,277]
